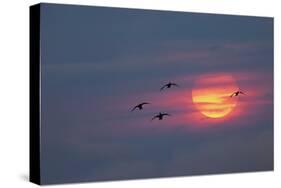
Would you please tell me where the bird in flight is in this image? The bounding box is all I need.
[151,112,171,121]
[160,82,179,91]
[230,90,246,97]
[131,102,150,112]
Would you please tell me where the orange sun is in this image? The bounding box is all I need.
[192,73,238,119]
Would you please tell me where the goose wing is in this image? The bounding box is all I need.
[171,83,179,87]
[130,105,138,112]
[151,115,159,121]
[162,113,171,116]
[230,92,236,97]
[140,102,150,105]
[239,91,246,95]
[160,84,168,91]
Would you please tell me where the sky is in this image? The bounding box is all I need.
[39,3,273,184]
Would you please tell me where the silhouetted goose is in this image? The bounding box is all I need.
[131,102,150,112]
[160,82,179,91]
[230,90,245,97]
[151,112,171,120]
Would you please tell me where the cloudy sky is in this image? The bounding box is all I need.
[39,3,273,184]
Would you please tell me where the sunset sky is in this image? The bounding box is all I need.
[40,4,273,184]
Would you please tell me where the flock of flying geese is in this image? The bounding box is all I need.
[130,81,245,121]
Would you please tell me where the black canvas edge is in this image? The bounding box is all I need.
[30,3,41,185]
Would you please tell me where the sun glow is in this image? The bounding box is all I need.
[192,74,238,119]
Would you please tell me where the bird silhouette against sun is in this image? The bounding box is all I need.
[131,102,150,112]
[230,89,246,97]
[160,82,179,91]
[151,112,171,121]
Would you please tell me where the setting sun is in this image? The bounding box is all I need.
[192,74,238,119]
